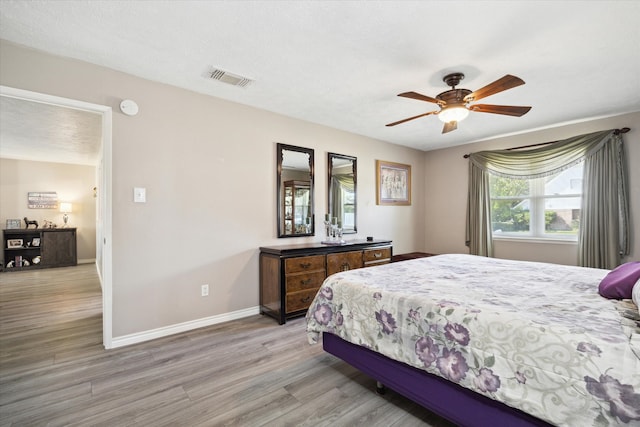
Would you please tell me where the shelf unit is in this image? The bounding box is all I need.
[282,180,311,235]
[2,228,77,271]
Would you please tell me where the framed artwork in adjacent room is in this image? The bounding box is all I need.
[6,219,22,229]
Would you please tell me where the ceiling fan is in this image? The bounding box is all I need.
[386,73,531,134]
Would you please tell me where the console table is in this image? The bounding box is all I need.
[259,239,392,324]
[2,228,77,271]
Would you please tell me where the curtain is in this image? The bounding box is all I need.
[578,134,630,268]
[465,161,493,256]
[466,129,629,268]
[330,175,354,226]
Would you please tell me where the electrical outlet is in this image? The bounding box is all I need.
[201,284,209,297]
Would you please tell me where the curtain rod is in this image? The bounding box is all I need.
[462,127,630,159]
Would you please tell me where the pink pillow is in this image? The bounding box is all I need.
[599,262,640,299]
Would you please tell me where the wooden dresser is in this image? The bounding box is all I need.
[260,239,392,324]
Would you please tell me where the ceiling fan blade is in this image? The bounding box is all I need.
[386,111,438,127]
[398,91,443,105]
[463,75,525,102]
[469,104,532,117]
[442,121,457,134]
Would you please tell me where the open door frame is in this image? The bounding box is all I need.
[0,85,114,348]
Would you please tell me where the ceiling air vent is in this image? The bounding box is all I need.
[207,68,253,87]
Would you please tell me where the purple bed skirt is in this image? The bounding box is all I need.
[322,332,553,427]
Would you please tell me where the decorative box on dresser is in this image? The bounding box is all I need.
[260,239,392,324]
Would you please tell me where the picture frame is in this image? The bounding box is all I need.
[7,239,24,249]
[6,219,22,229]
[376,160,411,206]
[28,191,58,209]
[31,237,41,247]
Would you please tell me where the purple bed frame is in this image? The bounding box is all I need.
[323,332,553,427]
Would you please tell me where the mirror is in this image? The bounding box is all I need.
[277,143,314,237]
[328,152,357,234]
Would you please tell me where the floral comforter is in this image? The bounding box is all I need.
[306,254,640,427]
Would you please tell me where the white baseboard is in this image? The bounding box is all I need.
[109,306,261,348]
[78,258,96,265]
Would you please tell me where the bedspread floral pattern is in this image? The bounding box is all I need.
[306,254,640,427]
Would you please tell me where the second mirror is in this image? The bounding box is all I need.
[328,153,357,234]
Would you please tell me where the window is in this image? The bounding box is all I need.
[489,162,583,239]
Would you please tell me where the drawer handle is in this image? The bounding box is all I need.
[373,252,382,259]
[341,262,351,272]
[301,296,312,303]
[299,262,312,269]
[300,278,312,285]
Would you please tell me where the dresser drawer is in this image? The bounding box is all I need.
[286,289,318,313]
[285,255,325,274]
[286,270,326,293]
[364,247,391,264]
[327,250,363,276]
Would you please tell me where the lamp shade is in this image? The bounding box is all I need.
[438,105,469,123]
[60,202,73,213]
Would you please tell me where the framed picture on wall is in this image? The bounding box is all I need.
[376,160,412,206]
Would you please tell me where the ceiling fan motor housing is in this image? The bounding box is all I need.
[443,72,465,88]
[437,88,472,105]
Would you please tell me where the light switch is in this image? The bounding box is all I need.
[134,187,146,203]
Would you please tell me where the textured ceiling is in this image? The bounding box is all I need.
[1,0,639,161]
[0,96,102,165]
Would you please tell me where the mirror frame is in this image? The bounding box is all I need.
[328,152,357,234]
[277,143,315,238]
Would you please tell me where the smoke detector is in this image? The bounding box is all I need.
[206,67,253,87]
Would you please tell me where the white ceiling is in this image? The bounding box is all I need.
[1,0,639,160]
[0,96,102,165]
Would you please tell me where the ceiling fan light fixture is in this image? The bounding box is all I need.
[438,105,469,123]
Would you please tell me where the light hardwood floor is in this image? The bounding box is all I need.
[0,264,455,426]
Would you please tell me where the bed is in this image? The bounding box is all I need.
[305,254,640,427]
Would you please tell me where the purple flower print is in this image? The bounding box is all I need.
[474,368,501,393]
[335,311,343,326]
[320,286,333,300]
[375,309,397,334]
[585,375,640,423]
[515,371,527,384]
[436,347,469,383]
[415,336,439,367]
[313,303,333,325]
[373,292,382,300]
[444,323,470,346]
[408,308,421,322]
[437,300,460,308]
[577,342,602,357]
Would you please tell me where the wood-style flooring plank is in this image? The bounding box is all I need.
[0,264,455,426]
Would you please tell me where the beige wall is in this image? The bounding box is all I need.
[0,40,425,338]
[3,38,637,342]
[0,158,97,263]
[424,111,640,265]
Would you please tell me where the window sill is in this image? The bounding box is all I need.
[493,236,578,245]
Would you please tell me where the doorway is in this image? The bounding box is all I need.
[0,85,113,348]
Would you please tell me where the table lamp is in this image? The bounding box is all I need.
[60,202,72,227]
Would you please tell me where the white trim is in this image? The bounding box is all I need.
[109,306,261,348]
[493,236,578,245]
[0,85,113,350]
[78,258,97,264]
